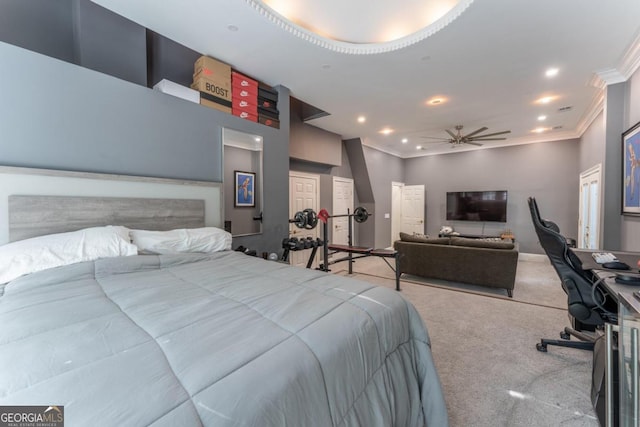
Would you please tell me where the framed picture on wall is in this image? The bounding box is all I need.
[622,121,640,215]
[235,171,255,207]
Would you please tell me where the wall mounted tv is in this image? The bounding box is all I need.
[446,191,508,222]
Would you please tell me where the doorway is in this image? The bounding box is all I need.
[391,182,404,246]
[332,177,354,246]
[578,164,602,249]
[289,171,320,268]
[391,183,425,246]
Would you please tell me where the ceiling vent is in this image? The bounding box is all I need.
[558,106,573,112]
[552,125,563,130]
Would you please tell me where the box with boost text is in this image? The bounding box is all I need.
[191,75,232,102]
[194,56,231,81]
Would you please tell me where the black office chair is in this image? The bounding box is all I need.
[527,197,617,352]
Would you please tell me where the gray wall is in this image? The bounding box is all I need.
[72,0,147,86]
[0,44,290,256]
[403,140,580,254]
[290,99,342,166]
[223,145,262,236]
[0,42,223,181]
[0,0,75,63]
[622,66,640,251]
[579,111,605,173]
[363,146,405,248]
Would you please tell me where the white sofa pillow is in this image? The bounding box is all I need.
[130,227,232,254]
[0,226,138,284]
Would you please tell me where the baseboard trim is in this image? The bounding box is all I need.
[519,253,548,262]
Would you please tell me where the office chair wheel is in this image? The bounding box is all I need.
[560,331,571,340]
[536,342,548,352]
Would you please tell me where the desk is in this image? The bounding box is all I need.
[573,249,640,427]
[572,249,640,298]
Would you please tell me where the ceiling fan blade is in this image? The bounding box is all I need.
[465,141,484,146]
[462,127,488,139]
[420,136,451,140]
[468,137,507,141]
[445,129,457,138]
[469,130,511,139]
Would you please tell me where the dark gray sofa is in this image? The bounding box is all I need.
[393,233,518,297]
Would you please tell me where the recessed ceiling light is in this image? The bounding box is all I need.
[427,96,446,106]
[535,96,556,104]
[379,128,394,135]
[532,127,548,133]
[416,145,422,150]
[357,116,366,123]
[545,68,559,77]
[227,25,239,32]
[537,115,547,121]
[254,137,261,142]
[401,138,408,143]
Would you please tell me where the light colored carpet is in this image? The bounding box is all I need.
[332,256,599,427]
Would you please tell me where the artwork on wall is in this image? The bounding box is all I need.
[235,171,255,207]
[622,121,640,215]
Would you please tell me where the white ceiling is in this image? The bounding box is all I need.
[92,0,640,158]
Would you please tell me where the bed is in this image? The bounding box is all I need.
[0,168,448,426]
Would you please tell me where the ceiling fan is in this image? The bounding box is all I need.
[420,125,511,147]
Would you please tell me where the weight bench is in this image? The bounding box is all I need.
[325,244,401,291]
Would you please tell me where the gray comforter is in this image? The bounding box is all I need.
[0,251,447,426]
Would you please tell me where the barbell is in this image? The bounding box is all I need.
[318,206,371,223]
[290,206,370,229]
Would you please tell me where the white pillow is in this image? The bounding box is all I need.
[0,226,138,284]
[130,227,232,254]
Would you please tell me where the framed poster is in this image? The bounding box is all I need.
[235,171,255,207]
[623,121,640,215]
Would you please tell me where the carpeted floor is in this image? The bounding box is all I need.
[332,256,600,427]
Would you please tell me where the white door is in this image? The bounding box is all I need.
[578,164,602,249]
[289,172,320,268]
[401,185,425,235]
[391,182,404,246]
[332,177,354,246]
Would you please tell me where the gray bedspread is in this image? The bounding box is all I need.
[0,251,447,426]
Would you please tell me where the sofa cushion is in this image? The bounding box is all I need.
[399,232,451,245]
[450,237,515,250]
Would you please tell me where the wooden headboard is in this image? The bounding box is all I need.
[0,167,223,244]
[9,196,205,242]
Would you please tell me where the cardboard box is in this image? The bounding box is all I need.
[153,79,200,104]
[232,97,258,114]
[201,98,232,114]
[194,90,232,113]
[232,83,258,99]
[258,106,279,120]
[191,77,232,102]
[194,56,232,80]
[259,114,280,129]
[232,109,258,122]
[232,71,258,88]
[258,85,278,102]
[257,96,277,110]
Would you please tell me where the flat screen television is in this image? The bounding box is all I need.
[446,191,508,222]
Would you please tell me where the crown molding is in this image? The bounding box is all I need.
[576,92,605,136]
[244,0,475,55]
[619,30,640,78]
[590,31,640,88]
